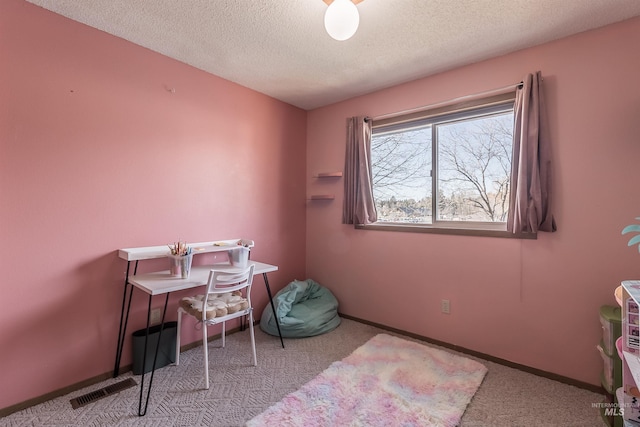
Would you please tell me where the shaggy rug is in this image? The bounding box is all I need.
[247,333,487,427]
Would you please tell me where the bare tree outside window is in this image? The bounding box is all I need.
[370,105,514,227]
[371,126,432,223]
[437,113,513,222]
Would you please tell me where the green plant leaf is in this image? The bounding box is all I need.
[622,224,640,234]
[629,235,640,247]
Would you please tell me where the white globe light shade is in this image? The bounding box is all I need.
[324,0,360,41]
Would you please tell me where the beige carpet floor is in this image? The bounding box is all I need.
[3,318,605,426]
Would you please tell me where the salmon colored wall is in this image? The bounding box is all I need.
[0,1,306,410]
[3,0,640,413]
[306,17,640,386]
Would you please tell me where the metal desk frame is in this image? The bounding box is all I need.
[113,241,284,416]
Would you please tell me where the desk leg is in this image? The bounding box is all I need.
[262,273,284,349]
[138,293,169,416]
[114,261,134,377]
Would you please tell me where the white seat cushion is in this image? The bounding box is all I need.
[179,291,248,321]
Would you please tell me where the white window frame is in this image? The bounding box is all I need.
[361,92,535,239]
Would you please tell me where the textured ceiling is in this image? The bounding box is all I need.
[25,0,640,110]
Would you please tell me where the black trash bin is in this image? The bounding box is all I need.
[132,321,177,375]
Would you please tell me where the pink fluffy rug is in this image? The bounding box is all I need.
[247,333,487,427]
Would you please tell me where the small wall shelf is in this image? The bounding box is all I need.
[309,171,341,202]
[308,194,335,200]
[315,172,342,178]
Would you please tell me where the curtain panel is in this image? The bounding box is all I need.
[342,116,377,225]
[507,71,557,233]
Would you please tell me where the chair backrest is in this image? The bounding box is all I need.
[206,264,255,295]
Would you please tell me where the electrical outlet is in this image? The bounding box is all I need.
[441,299,450,314]
[150,308,162,325]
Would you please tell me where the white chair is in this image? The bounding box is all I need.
[175,264,256,389]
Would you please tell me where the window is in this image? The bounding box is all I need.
[370,94,516,234]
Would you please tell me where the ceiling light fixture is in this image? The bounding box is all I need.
[323,0,361,41]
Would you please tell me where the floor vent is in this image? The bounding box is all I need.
[70,378,137,409]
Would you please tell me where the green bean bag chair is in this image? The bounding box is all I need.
[260,279,341,338]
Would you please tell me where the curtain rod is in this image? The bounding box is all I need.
[365,81,523,122]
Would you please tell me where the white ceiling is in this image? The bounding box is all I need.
[25,0,640,110]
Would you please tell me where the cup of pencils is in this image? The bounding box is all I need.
[168,241,193,279]
[228,242,250,268]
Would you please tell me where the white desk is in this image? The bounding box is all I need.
[118,239,254,261]
[128,261,280,414]
[114,240,283,416]
[129,262,277,295]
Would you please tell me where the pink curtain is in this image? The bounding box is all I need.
[507,72,556,233]
[342,116,377,225]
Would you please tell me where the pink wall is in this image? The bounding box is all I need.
[3,0,640,412]
[306,17,640,386]
[0,1,306,410]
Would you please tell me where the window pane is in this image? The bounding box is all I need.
[436,112,513,222]
[371,126,432,223]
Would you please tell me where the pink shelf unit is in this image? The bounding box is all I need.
[308,194,335,200]
[315,172,343,178]
[309,171,341,201]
